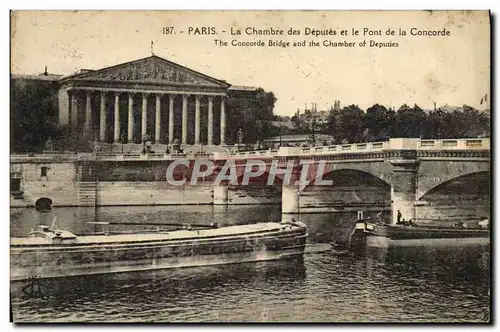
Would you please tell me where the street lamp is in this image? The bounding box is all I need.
[200,130,204,155]
[237,128,243,152]
[310,119,317,146]
[120,131,125,155]
[279,125,283,147]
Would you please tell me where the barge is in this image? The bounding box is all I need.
[10,220,308,282]
[347,218,490,250]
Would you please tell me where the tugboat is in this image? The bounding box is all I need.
[10,219,308,282]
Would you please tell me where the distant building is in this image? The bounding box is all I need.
[293,101,335,127]
[262,134,334,147]
[11,55,258,146]
[424,104,490,115]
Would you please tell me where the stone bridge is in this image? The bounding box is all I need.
[210,138,490,223]
[10,138,490,223]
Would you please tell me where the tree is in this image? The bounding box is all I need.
[326,105,364,143]
[459,105,490,138]
[426,109,448,138]
[226,88,277,143]
[325,106,340,142]
[393,104,427,137]
[363,104,395,141]
[425,105,490,139]
[10,77,64,153]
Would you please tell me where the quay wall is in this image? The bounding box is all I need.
[96,182,213,206]
[11,162,78,207]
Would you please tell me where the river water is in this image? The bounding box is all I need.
[10,205,490,323]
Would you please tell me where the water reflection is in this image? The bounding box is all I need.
[10,205,490,322]
[13,260,307,323]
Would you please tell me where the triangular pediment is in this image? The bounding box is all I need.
[67,55,230,87]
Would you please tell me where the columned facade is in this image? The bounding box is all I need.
[65,90,228,145]
[60,55,231,146]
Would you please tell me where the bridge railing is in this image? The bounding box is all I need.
[10,138,489,162]
[417,138,490,150]
[10,152,213,162]
[10,153,93,162]
[94,152,212,161]
[225,149,278,158]
[272,138,489,157]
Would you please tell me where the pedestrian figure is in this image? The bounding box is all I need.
[397,210,402,224]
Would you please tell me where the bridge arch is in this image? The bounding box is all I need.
[235,171,283,186]
[416,160,490,200]
[229,171,282,204]
[305,161,394,189]
[303,168,391,190]
[300,169,391,209]
[418,171,490,201]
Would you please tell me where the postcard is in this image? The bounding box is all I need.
[10,10,491,323]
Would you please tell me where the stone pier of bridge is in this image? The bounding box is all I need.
[273,156,422,223]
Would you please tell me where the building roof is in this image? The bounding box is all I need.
[228,85,259,92]
[12,56,263,95]
[11,73,63,82]
[59,55,231,88]
[270,121,296,130]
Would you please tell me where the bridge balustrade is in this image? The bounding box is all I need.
[418,138,489,150]
[10,138,490,162]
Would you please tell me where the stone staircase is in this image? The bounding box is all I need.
[77,163,97,207]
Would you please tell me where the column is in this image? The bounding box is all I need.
[99,92,106,141]
[182,94,188,144]
[195,95,201,144]
[168,94,175,144]
[208,96,214,145]
[155,94,161,143]
[85,91,92,129]
[59,90,71,126]
[83,91,92,139]
[141,93,148,142]
[128,93,134,142]
[220,96,226,145]
[390,159,420,224]
[113,92,121,142]
[71,91,78,133]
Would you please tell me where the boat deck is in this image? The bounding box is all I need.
[11,222,300,246]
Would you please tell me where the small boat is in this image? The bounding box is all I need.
[10,220,308,282]
[344,218,490,251]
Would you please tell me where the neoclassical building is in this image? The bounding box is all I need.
[57,55,239,146]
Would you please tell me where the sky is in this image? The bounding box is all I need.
[11,10,490,116]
